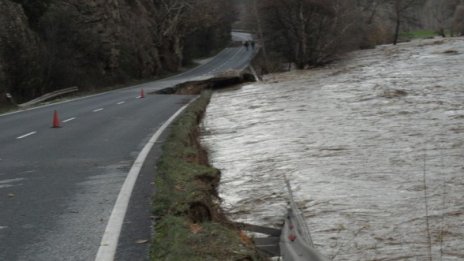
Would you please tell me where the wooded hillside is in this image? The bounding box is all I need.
[0,0,235,105]
[241,0,464,70]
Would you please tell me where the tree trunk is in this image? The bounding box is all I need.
[253,0,269,73]
[438,27,446,37]
[298,0,307,68]
[367,1,379,24]
[393,15,401,45]
[173,36,183,70]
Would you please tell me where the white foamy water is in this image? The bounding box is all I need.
[201,37,464,260]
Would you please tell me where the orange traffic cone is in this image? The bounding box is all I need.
[52,110,61,128]
[140,89,145,98]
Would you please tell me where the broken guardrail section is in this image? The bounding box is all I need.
[237,177,328,261]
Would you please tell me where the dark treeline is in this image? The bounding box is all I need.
[240,0,464,70]
[0,0,236,105]
[2,0,463,105]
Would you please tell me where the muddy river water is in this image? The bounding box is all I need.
[201,37,464,260]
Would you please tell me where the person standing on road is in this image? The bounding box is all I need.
[244,41,249,51]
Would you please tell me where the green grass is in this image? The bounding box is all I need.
[400,30,438,40]
[152,91,264,261]
[0,104,18,115]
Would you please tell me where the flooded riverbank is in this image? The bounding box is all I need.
[201,37,464,260]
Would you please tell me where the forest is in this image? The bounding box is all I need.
[0,0,235,105]
[238,0,464,70]
[1,0,463,106]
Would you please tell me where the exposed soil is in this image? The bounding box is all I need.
[152,91,266,260]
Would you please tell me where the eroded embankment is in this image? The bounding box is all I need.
[155,72,255,95]
[152,91,265,260]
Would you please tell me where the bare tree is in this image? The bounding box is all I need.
[424,0,460,36]
[252,0,368,69]
[387,0,425,45]
[152,0,234,71]
[256,0,334,68]
[356,0,381,24]
[452,3,464,35]
[152,0,191,70]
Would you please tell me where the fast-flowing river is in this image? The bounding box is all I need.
[201,37,464,260]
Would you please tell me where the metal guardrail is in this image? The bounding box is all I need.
[238,177,328,261]
[18,86,79,108]
[248,65,261,82]
[280,178,328,261]
[284,178,314,246]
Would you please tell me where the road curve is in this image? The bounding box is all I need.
[0,33,255,261]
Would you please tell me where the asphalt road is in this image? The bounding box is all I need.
[0,33,254,261]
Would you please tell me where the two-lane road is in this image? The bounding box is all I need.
[0,33,254,261]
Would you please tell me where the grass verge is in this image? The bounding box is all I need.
[399,30,438,41]
[152,91,265,261]
[0,104,18,115]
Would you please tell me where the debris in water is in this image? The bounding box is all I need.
[380,89,408,98]
[443,49,459,55]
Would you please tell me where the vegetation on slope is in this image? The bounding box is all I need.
[152,91,265,260]
[0,0,235,105]
[240,0,464,71]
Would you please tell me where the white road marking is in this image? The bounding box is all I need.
[93,108,104,112]
[0,178,24,185]
[0,92,109,118]
[16,131,37,140]
[62,117,76,123]
[117,101,125,105]
[160,48,232,81]
[95,98,198,261]
[0,178,24,189]
[209,47,243,75]
[1,34,252,119]
[0,226,8,230]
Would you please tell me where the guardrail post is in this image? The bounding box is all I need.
[5,92,17,106]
